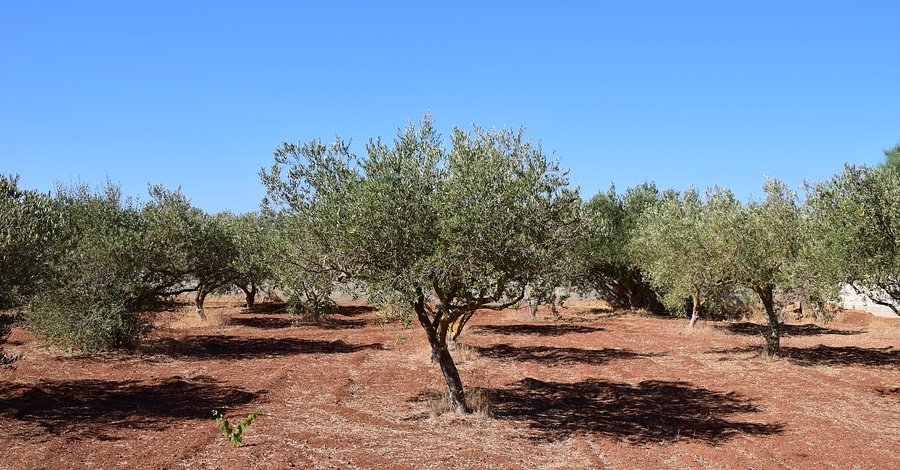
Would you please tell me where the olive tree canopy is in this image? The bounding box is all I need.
[261,115,580,413]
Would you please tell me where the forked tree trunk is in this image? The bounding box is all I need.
[688,294,701,328]
[241,284,257,309]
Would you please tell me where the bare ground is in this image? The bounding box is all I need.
[3,297,900,469]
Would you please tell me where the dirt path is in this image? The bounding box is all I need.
[2,300,900,469]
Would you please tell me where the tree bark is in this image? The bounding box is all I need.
[195,288,208,322]
[412,288,468,414]
[757,284,781,356]
[240,284,257,309]
[688,294,700,328]
[430,338,467,413]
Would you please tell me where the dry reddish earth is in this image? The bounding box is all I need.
[3,297,900,469]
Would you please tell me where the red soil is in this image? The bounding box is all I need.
[2,298,900,469]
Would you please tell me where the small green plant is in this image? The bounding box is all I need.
[212,408,264,447]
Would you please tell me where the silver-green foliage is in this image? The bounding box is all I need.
[26,182,153,352]
[573,183,669,311]
[804,164,900,313]
[0,174,63,309]
[261,115,580,412]
[631,186,741,321]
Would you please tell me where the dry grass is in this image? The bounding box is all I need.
[426,387,494,419]
[412,341,482,365]
[164,308,231,329]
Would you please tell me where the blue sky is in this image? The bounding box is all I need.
[2,1,898,213]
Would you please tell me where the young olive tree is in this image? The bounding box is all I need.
[631,186,741,326]
[261,115,579,413]
[732,178,803,355]
[804,164,900,313]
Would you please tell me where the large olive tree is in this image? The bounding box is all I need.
[804,164,900,313]
[261,116,579,412]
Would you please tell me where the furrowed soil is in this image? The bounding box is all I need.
[3,297,900,469]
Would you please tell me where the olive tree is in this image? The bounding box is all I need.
[732,178,803,355]
[0,174,62,309]
[804,164,900,313]
[26,182,154,352]
[631,186,741,326]
[142,186,238,317]
[261,116,579,413]
[572,183,667,312]
[224,211,277,309]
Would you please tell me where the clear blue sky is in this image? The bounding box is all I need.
[3,1,898,213]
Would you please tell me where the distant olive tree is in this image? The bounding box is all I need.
[572,183,668,312]
[804,164,900,313]
[224,211,277,309]
[142,186,239,317]
[631,186,741,326]
[261,115,579,413]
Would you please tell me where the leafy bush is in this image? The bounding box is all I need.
[25,182,155,352]
[26,289,151,353]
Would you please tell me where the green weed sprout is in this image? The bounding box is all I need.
[212,408,264,447]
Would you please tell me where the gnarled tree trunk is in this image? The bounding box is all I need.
[756,284,781,356]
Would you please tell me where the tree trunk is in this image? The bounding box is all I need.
[195,288,208,322]
[528,297,539,319]
[688,295,700,328]
[430,338,467,413]
[241,284,257,309]
[757,284,781,356]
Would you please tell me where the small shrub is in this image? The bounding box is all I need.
[287,296,337,324]
[428,389,493,418]
[212,408,264,447]
[26,290,151,353]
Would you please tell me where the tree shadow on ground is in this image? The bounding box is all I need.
[146,335,382,360]
[492,377,784,444]
[336,305,378,317]
[0,376,260,440]
[472,344,661,366]
[242,302,288,314]
[318,317,368,330]
[229,315,293,329]
[782,345,900,367]
[472,324,604,336]
[230,311,370,330]
[719,322,862,337]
